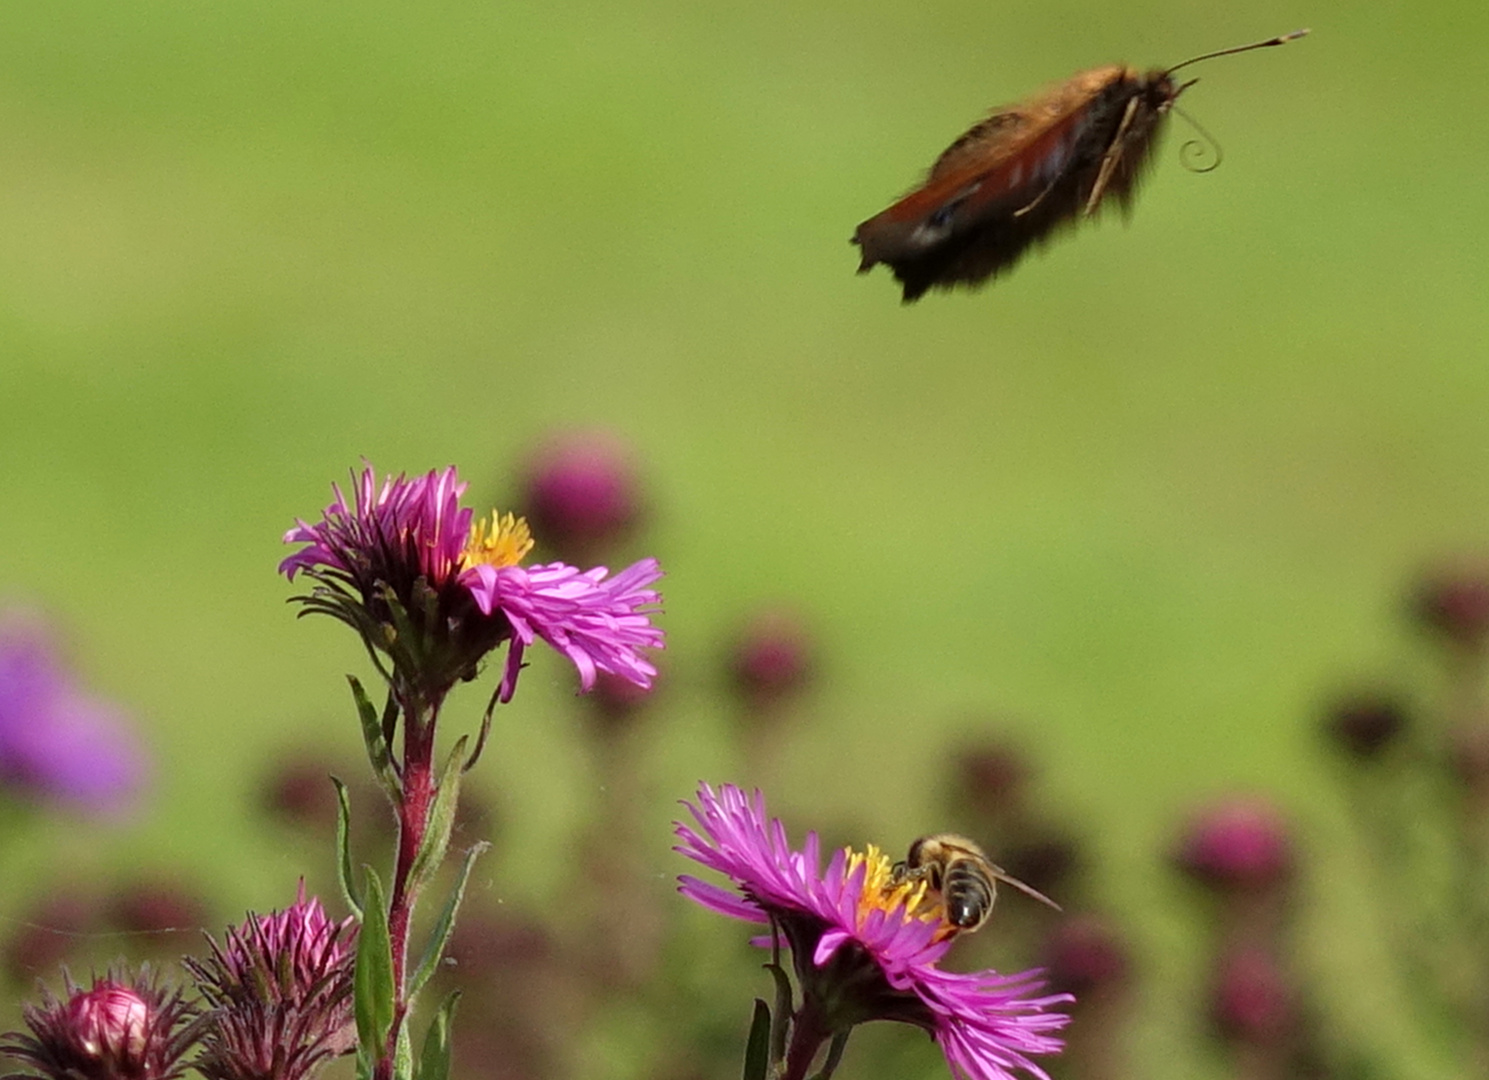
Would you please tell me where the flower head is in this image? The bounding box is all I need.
[183,886,356,1080]
[281,464,663,704]
[674,783,1070,1080]
[0,614,148,816]
[1,968,198,1080]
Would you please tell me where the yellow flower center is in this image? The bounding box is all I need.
[845,844,951,937]
[462,511,535,570]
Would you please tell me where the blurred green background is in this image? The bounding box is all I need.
[2,0,1487,1077]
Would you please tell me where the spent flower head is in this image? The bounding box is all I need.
[281,464,663,705]
[674,783,1071,1080]
[1,968,198,1080]
[183,887,356,1080]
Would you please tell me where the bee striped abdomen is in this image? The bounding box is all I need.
[943,858,996,929]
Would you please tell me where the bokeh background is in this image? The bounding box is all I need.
[2,0,1488,1078]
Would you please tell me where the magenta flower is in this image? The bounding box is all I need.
[0,615,148,816]
[675,783,1071,1080]
[281,464,663,704]
[1,968,198,1080]
[184,886,356,1080]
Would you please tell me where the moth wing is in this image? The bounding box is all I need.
[852,103,1098,297]
[926,108,1031,180]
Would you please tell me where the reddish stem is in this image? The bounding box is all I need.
[373,694,440,1080]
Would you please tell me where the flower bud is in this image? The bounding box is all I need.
[584,668,660,734]
[260,754,340,829]
[1410,565,1489,649]
[1,969,197,1080]
[1001,834,1080,897]
[184,887,356,1080]
[953,741,1033,817]
[727,608,814,710]
[3,893,94,982]
[1323,693,1408,761]
[1174,797,1293,894]
[1210,946,1294,1044]
[520,430,645,563]
[105,880,208,937]
[1449,722,1489,793]
[1040,915,1131,999]
[68,985,149,1064]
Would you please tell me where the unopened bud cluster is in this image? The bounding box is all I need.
[1,891,355,1080]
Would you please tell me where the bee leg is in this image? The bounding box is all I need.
[1084,95,1141,216]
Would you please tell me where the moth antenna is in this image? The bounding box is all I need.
[1165,28,1309,76]
[1172,104,1223,173]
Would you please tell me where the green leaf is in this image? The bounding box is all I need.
[464,688,499,773]
[353,868,395,1062]
[742,999,771,1080]
[765,959,794,1067]
[808,1031,851,1080]
[348,676,399,795]
[416,992,460,1080]
[406,736,468,897]
[332,778,362,920]
[393,1019,414,1080]
[408,842,489,1000]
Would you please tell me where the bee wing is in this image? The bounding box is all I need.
[990,865,1063,912]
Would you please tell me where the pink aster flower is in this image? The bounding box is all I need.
[674,783,1071,1080]
[280,464,663,705]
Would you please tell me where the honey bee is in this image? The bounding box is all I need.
[892,833,1061,933]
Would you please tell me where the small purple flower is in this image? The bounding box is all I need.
[0,615,147,816]
[281,464,663,703]
[1,968,198,1080]
[674,783,1071,1080]
[184,886,356,1080]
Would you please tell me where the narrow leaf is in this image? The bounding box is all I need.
[332,778,362,920]
[347,675,398,794]
[765,922,794,1071]
[406,736,469,896]
[808,1031,851,1080]
[393,1018,414,1080]
[416,992,461,1080]
[409,842,489,999]
[742,999,771,1080]
[380,691,400,765]
[465,688,499,773]
[353,868,395,1061]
